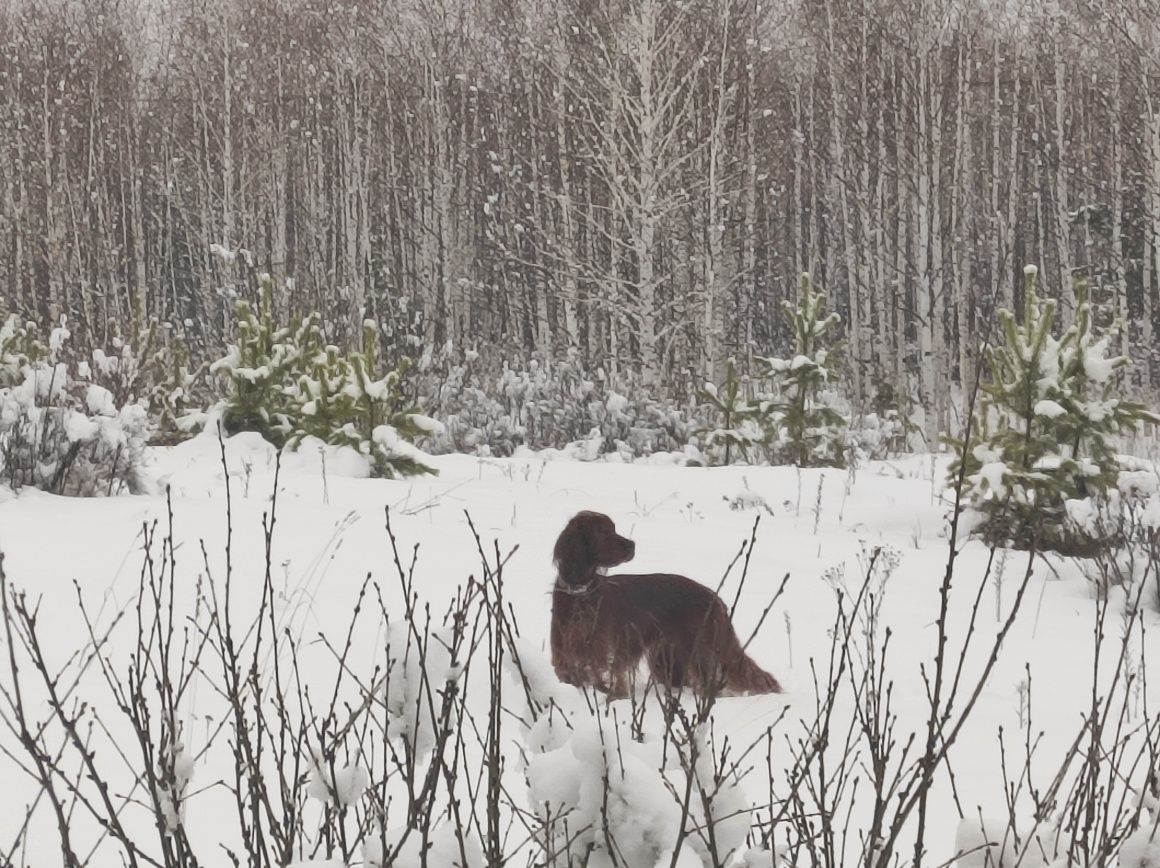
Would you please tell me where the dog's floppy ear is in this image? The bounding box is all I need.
[553,515,592,585]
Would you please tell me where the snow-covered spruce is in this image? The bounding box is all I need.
[694,276,849,469]
[697,360,770,466]
[211,275,437,477]
[754,275,849,468]
[948,267,1158,554]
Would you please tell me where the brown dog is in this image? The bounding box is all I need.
[550,511,782,697]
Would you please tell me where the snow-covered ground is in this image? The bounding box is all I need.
[0,430,1156,866]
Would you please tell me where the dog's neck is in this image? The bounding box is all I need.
[554,566,607,596]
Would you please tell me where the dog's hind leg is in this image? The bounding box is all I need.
[647,644,690,690]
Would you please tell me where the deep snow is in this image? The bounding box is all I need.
[0,430,1156,866]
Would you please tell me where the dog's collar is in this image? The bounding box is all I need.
[554,570,605,596]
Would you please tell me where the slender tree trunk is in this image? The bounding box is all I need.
[552,8,580,350]
[873,57,891,385]
[824,0,863,407]
[792,78,805,287]
[1145,97,1160,388]
[703,0,733,383]
[1003,64,1022,315]
[633,0,660,386]
[929,54,948,437]
[952,36,973,411]
[742,6,759,366]
[1111,63,1127,358]
[894,57,909,392]
[1050,41,1073,315]
[528,78,552,356]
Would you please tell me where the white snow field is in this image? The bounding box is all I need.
[0,430,1157,867]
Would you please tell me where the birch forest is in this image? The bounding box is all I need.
[2,0,1159,435]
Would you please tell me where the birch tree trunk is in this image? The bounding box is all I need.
[1050,40,1073,316]
[1002,62,1022,316]
[1111,63,1127,358]
[41,60,66,316]
[894,56,909,392]
[741,6,759,365]
[1145,94,1160,388]
[929,51,948,437]
[952,36,973,405]
[824,0,863,407]
[632,0,661,386]
[702,0,734,384]
[552,7,579,350]
[912,51,941,448]
[792,78,806,285]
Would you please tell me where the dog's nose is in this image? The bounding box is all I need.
[627,540,636,556]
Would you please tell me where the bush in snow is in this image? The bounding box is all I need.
[0,312,151,496]
[1120,830,1160,868]
[212,274,437,478]
[1119,802,1160,868]
[89,312,207,445]
[0,311,45,377]
[3,298,207,444]
[512,640,753,868]
[856,372,921,460]
[1069,466,1160,610]
[948,267,1158,553]
[754,274,849,468]
[952,816,1020,867]
[414,344,698,460]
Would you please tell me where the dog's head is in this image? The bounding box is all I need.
[553,511,636,585]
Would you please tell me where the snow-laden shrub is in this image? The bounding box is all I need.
[306,751,370,808]
[88,315,207,444]
[1068,467,1160,609]
[210,278,306,444]
[364,821,485,868]
[211,275,437,478]
[948,267,1159,554]
[382,620,456,761]
[511,641,752,868]
[0,311,45,380]
[157,741,196,834]
[0,316,151,496]
[856,373,921,460]
[1122,772,1160,864]
[414,344,698,459]
[952,816,1019,867]
[3,298,207,443]
[288,321,440,478]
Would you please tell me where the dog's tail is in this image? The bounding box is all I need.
[725,653,782,695]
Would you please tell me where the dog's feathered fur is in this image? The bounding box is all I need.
[550,511,782,697]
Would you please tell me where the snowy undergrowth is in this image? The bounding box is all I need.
[0,434,1157,867]
[0,316,151,495]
